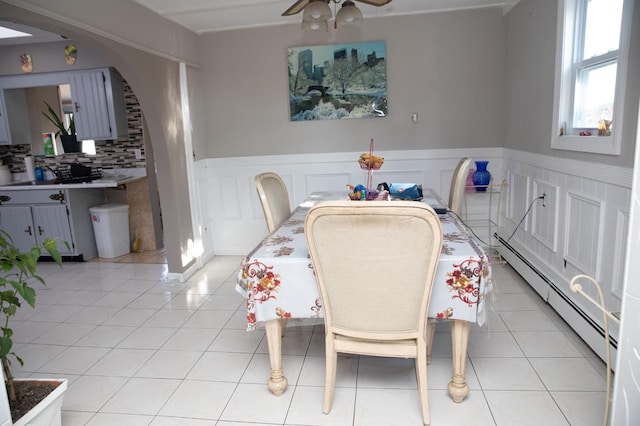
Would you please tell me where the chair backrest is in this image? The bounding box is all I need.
[448,157,473,215]
[305,201,443,338]
[255,172,291,233]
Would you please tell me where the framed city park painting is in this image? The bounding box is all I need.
[287,40,387,121]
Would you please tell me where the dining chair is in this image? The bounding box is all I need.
[448,157,473,216]
[255,172,291,233]
[305,200,443,426]
[255,172,292,335]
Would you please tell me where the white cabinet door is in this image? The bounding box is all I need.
[69,68,127,141]
[0,205,73,255]
[0,206,36,253]
[69,70,112,140]
[31,205,74,255]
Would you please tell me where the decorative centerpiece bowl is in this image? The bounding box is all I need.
[359,138,384,193]
[358,154,384,170]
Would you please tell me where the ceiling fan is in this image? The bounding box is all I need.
[282,0,392,17]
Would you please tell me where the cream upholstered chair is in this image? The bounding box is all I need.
[425,157,473,364]
[305,201,443,426]
[255,172,291,233]
[255,172,292,334]
[448,157,473,216]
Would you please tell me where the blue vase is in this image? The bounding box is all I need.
[472,161,491,192]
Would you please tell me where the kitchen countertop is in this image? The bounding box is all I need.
[0,175,143,191]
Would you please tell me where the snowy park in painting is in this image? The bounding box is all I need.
[287,41,387,121]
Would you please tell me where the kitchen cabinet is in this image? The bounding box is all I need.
[0,89,31,145]
[69,68,128,141]
[0,188,105,260]
[0,204,73,255]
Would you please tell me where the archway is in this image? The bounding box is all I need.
[0,4,196,275]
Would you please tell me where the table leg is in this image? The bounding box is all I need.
[265,319,288,396]
[448,319,470,403]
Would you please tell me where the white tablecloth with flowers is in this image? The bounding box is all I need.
[237,190,493,330]
[235,190,494,402]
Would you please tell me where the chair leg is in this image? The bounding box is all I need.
[426,320,436,365]
[416,343,431,425]
[323,334,337,414]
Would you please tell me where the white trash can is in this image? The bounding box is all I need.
[89,204,130,258]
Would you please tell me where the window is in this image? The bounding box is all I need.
[551,0,633,155]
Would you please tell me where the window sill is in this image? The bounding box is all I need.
[551,135,619,155]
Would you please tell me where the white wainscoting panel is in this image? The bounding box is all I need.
[532,180,559,252]
[612,209,630,299]
[563,191,603,279]
[198,148,504,256]
[506,170,531,232]
[499,149,632,359]
[305,172,350,195]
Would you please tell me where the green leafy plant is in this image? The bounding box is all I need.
[42,100,75,137]
[0,230,62,402]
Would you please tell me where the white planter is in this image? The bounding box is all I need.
[12,379,67,426]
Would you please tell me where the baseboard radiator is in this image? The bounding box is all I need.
[495,233,618,366]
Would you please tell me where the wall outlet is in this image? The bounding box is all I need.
[134,148,142,159]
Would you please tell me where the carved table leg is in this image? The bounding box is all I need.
[265,319,288,396]
[448,319,470,403]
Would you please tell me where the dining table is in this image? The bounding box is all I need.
[236,189,493,403]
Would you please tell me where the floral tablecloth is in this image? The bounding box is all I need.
[236,190,493,331]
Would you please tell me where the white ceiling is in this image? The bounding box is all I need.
[0,20,67,45]
[0,0,520,46]
[130,0,520,34]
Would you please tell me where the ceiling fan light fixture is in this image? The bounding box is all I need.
[302,19,326,31]
[304,0,332,20]
[336,0,363,24]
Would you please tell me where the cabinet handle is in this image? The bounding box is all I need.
[49,192,65,203]
[74,102,80,112]
[24,226,32,236]
[38,226,44,236]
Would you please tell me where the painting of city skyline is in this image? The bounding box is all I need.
[287,41,387,121]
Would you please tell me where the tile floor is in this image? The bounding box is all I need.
[11,257,608,425]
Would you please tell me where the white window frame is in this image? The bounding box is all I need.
[551,0,633,155]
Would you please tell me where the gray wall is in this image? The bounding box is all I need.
[196,7,506,158]
[0,40,111,76]
[505,0,640,167]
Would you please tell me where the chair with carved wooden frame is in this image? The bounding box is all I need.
[255,172,291,234]
[425,157,474,364]
[448,157,473,216]
[255,172,292,334]
[305,201,443,425]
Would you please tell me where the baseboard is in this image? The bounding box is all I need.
[496,234,618,368]
[166,261,200,283]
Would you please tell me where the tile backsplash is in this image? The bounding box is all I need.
[0,79,146,174]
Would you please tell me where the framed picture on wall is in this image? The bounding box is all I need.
[287,40,387,121]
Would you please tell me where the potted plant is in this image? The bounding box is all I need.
[41,101,80,153]
[0,231,67,425]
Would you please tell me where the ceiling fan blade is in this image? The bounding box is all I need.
[355,0,393,6]
[282,0,310,16]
